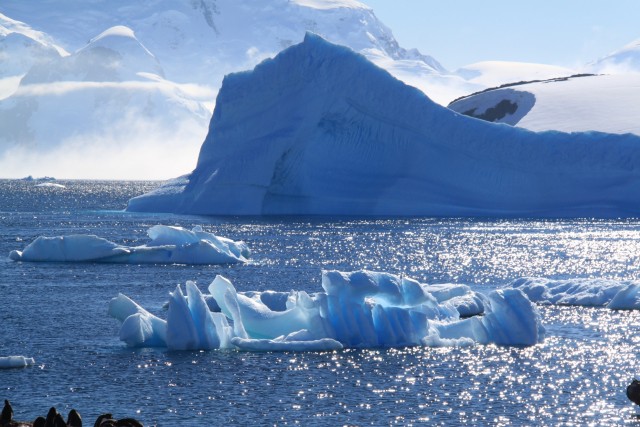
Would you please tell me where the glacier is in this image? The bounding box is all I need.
[128,33,640,217]
[108,270,545,352]
[8,225,250,264]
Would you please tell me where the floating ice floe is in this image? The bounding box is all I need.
[0,356,35,369]
[34,182,66,188]
[508,277,640,310]
[8,225,250,264]
[109,270,545,352]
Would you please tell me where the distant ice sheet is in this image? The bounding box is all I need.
[109,270,545,352]
[8,225,250,264]
[509,277,640,310]
[0,356,35,369]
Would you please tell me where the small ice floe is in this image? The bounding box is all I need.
[109,270,545,352]
[8,225,250,265]
[508,277,640,310]
[0,356,35,369]
[34,182,66,189]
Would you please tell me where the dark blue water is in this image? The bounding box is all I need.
[2,179,640,426]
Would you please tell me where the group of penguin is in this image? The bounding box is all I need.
[1,400,143,427]
[1,381,637,425]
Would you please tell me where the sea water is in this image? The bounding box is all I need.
[2,179,640,425]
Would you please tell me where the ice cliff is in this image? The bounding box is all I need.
[128,34,640,217]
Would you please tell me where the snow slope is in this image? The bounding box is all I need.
[0,0,461,179]
[0,13,65,99]
[588,39,640,74]
[448,74,640,135]
[455,61,575,88]
[128,34,640,217]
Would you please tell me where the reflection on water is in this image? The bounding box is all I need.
[2,180,640,425]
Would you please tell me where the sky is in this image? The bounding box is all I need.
[363,0,640,71]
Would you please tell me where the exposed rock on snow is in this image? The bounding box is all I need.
[448,74,640,135]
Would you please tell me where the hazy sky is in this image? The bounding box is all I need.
[363,0,640,70]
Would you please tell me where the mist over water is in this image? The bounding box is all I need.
[2,180,640,425]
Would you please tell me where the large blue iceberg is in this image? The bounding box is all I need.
[9,225,250,264]
[108,270,545,352]
[128,33,640,217]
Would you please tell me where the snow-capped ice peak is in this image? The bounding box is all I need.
[17,24,165,85]
[291,0,370,10]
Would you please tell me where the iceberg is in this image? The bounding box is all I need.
[508,277,640,310]
[8,225,250,264]
[128,33,640,217]
[0,356,35,369]
[109,270,545,352]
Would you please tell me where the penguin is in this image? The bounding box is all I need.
[45,407,58,427]
[94,413,114,427]
[53,413,67,427]
[0,400,12,426]
[33,416,47,427]
[115,418,143,427]
[628,378,640,405]
[67,409,82,427]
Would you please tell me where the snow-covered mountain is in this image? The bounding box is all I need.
[588,39,640,73]
[128,35,640,217]
[0,21,212,178]
[0,13,65,99]
[2,0,446,87]
[0,0,462,179]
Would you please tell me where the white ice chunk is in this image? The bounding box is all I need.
[9,225,249,264]
[34,182,66,189]
[112,270,545,352]
[231,336,343,352]
[608,284,640,310]
[165,282,233,350]
[0,356,35,369]
[9,235,128,262]
[481,289,545,346]
[509,277,640,309]
[108,293,167,347]
[209,276,321,340]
